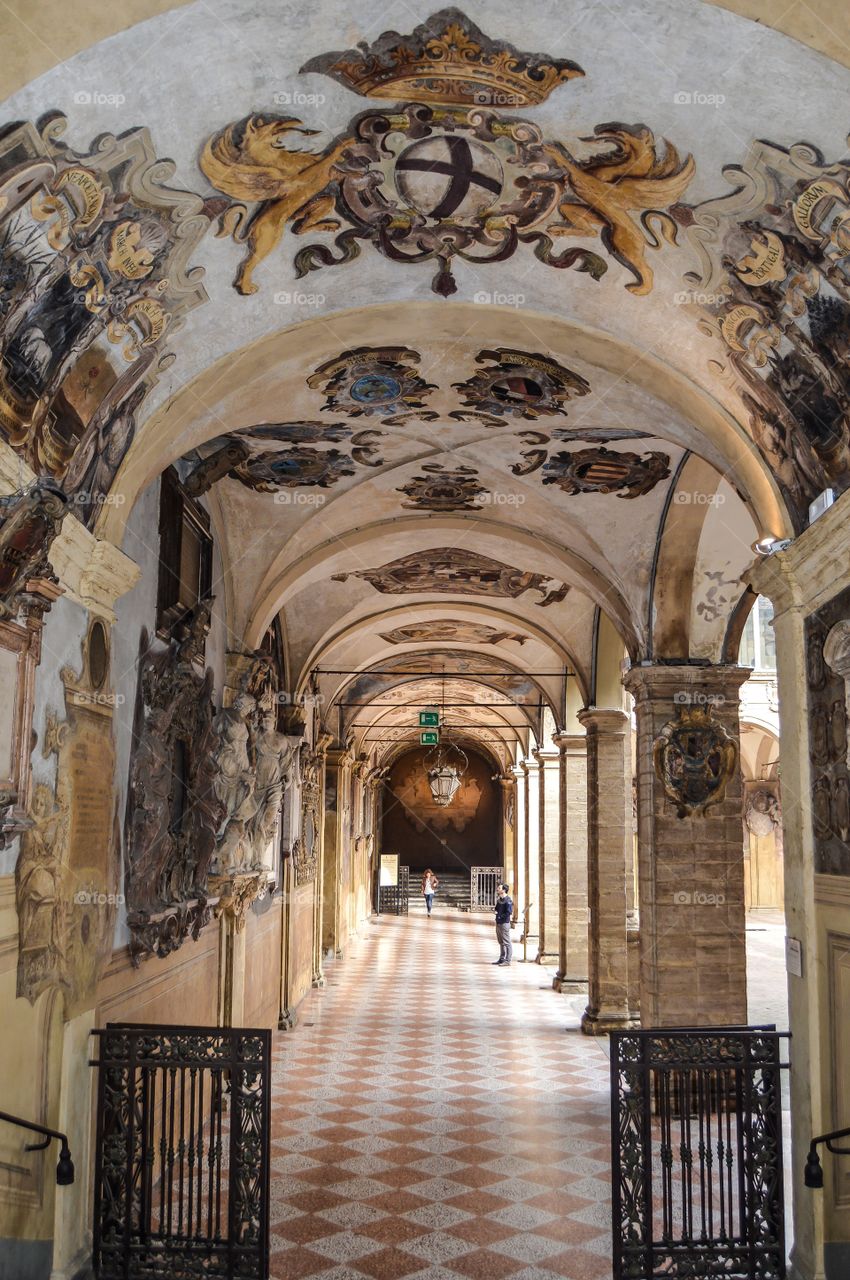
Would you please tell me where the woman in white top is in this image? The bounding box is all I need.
[421,869,439,916]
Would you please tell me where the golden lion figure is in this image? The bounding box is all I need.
[545,125,695,296]
[200,115,353,295]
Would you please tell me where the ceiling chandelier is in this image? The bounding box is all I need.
[424,738,469,807]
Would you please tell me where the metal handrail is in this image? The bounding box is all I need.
[0,1110,74,1184]
[805,1125,850,1188]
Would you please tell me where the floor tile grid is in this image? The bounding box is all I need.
[268,911,613,1280]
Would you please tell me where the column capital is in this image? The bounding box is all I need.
[623,662,751,704]
[493,773,516,789]
[552,731,586,755]
[532,747,559,765]
[577,707,630,735]
[747,486,850,620]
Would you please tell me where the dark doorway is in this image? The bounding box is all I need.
[380,746,500,875]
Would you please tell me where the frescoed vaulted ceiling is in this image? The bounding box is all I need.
[2,0,849,760]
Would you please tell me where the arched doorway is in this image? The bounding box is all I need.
[381,746,500,876]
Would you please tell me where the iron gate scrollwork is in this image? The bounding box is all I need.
[470,866,503,912]
[610,1027,788,1280]
[91,1022,271,1279]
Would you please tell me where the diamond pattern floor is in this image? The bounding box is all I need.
[270,912,613,1279]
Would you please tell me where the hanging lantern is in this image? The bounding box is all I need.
[428,762,462,806]
[424,740,468,807]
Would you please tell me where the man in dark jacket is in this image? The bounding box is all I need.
[493,883,513,966]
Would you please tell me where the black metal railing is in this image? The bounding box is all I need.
[470,866,503,912]
[91,1023,271,1279]
[379,865,409,915]
[805,1125,850,1188]
[0,1110,74,1184]
[611,1026,789,1280]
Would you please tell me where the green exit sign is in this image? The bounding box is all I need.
[420,730,439,745]
[419,710,440,727]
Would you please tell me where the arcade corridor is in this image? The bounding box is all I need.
[269,913,612,1280]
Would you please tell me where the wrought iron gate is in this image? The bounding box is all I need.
[610,1027,789,1280]
[91,1023,271,1279]
[380,865,409,914]
[470,866,503,911]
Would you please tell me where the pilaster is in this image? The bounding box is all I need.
[577,709,637,1034]
[533,747,560,964]
[552,733,588,993]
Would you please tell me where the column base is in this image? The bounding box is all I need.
[312,973,325,988]
[553,975,589,993]
[279,1008,297,1030]
[535,950,560,966]
[334,948,344,960]
[581,1008,640,1036]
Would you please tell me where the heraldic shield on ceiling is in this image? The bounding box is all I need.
[200,8,695,296]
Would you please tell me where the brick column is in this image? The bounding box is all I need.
[623,665,750,1028]
[533,747,560,964]
[552,733,588,992]
[578,709,638,1033]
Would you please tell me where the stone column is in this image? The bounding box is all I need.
[747,547,833,1280]
[553,733,589,992]
[321,748,344,960]
[623,665,750,1028]
[534,747,560,964]
[578,709,638,1033]
[312,733,332,988]
[495,774,516,895]
[512,764,526,926]
[524,757,541,952]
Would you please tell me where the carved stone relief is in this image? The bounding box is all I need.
[17,619,120,1012]
[0,479,67,619]
[210,692,259,873]
[744,786,781,837]
[294,745,321,885]
[806,588,850,874]
[652,704,738,819]
[124,603,224,964]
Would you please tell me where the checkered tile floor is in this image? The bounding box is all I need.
[270,910,613,1279]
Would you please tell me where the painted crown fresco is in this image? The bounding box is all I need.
[0,8,847,548]
[201,10,694,296]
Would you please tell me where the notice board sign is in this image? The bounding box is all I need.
[380,854,399,887]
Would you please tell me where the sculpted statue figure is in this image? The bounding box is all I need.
[16,786,67,995]
[249,710,297,868]
[211,692,258,871]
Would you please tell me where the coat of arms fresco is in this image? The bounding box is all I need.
[200,9,694,297]
[0,114,208,523]
[679,135,850,528]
